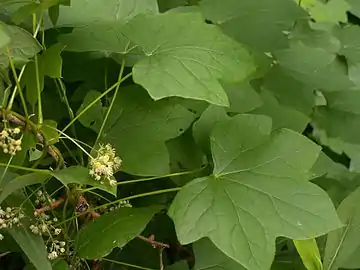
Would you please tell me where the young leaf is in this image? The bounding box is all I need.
[200,0,307,51]
[103,86,196,176]
[52,166,116,196]
[324,186,360,270]
[122,12,255,106]
[169,114,342,270]
[0,172,50,204]
[193,238,244,270]
[75,206,161,259]
[293,239,323,270]
[7,227,52,270]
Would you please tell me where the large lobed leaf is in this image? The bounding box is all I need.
[122,12,255,106]
[169,114,341,270]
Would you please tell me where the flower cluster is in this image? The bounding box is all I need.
[89,144,122,186]
[0,206,25,241]
[0,127,22,155]
[34,190,54,206]
[30,213,61,236]
[47,240,66,260]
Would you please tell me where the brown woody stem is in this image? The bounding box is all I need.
[34,197,65,215]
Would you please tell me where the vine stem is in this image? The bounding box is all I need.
[34,54,43,124]
[0,163,50,173]
[34,197,65,215]
[6,47,29,118]
[94,59,126,147]
[61,72,132,133]
[7,14,42,111]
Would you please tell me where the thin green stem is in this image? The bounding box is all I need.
[34,54,43,124]
[0,163,50,173]
[44,125,93,159]
[101,258,156,270]
[6,47,29,117]
[61,72,132,133]
[94,60,126,146]
[92,188,181,212]
[0,155,14,186]
[80,167,205,193]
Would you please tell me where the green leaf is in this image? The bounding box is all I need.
[224,82,262,113]
[51,166,116,196]
[0,23,41,69]
[23,43,63,108]
[348,0,360,18]
[313,90,360,144]
[299,0,350,24]
[0,25,10,49]
[274,43,353,91]
[53,0,158,27]
[23,61,44,109]
[192,105,229,154]
[122,12,255,106]
[75,206,161,259]
[59,23,134,54]
[158,0,187,12]
[293,239,323,270]
[335,25,360,64]
[77,90,104,132]
[52,259,69,270]
[289,20,341,53]
[0,172,50,204]
[324,186,360,269]
[11,3,39,25]
[193,238,244,270]
[7,227,51,270]
[28,148,43,162]
[41,43,64,78]
[200,0,307,51]
[262,66,315,115]
[169,114,341,270]
[251,90,310,133]
[103,86,196,176]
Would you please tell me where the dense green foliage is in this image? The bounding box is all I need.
[1,0,360,269]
